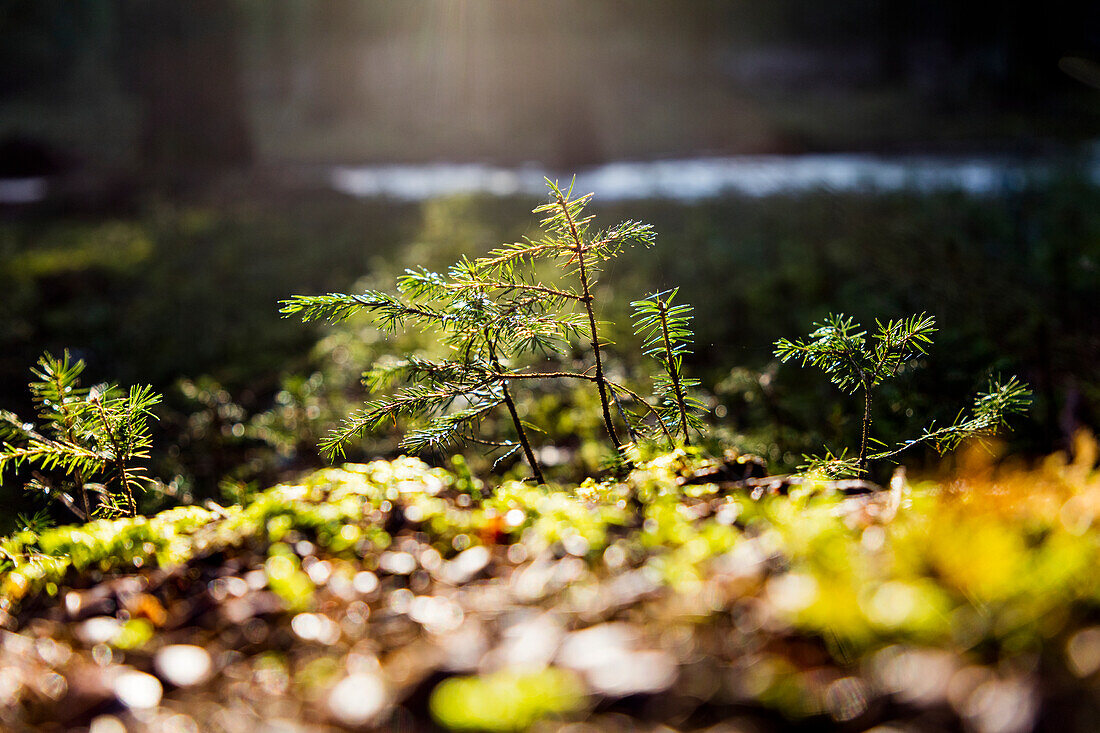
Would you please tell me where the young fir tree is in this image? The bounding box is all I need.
[281,179,666,480]
[631,288,707,445]
[0,351,161,520]
[774,313,1031,477]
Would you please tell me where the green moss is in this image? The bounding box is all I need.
[430,668,586,732]
[2,445,1099,675]
[112,618,155,650]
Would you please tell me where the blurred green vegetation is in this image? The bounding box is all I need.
[3,441,1100,728]
[430,668,587,731]
[0,181,1098,526]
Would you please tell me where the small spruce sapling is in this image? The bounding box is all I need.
[281,179,664,479]
[0,351,161,519]
[774,313,1030,477]
[472,179,657,458]
[631,288,707,445]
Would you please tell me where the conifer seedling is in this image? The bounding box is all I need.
[775,313,1031,477]
[281,179,673,481]
[0,351,161,519]
[631,288,707,445]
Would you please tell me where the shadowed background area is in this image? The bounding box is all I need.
[1,0,1099,520]
[1,1,1100,172]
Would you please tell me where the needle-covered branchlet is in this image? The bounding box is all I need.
[631,288,706,446]
[775,313,1031,478]
[0,351,160,521]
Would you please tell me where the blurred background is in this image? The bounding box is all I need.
[1,0,1099,523]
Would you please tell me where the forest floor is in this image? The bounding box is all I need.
[3,439,1100,732]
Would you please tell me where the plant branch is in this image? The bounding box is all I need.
[556,191,622,456]
[92,397,136,517]
[656,298,691,444]
[487,336,545,484]
[859,378,872,473]
[477,280,581,302]
[50,369,91,520]
[607,380,676,447]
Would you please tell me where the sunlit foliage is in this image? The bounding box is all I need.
[631,288,707,445]
[282,180,684,481]
[0,351,161,520]
[775,313,1031,476]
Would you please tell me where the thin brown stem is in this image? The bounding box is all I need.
[477,281,581,302]
[556,193,621,455]
[119,464,137,518]
[495,370,675,448]
[500,370,596,381]
[607,380,675,448]
[858,376,872,475]
[350,295,441,322]
[77,468,89,519]
[93,398,137,517]
[487,341,545,485]
[657,299,691,445]
[31,470,87,522]
[52,373,91,519]
[837,347,873,476]
[499,382,545,485]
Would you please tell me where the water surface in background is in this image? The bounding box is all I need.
[331,151,1099,201]
[0,177,48,204]
[2,151,1096,205]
